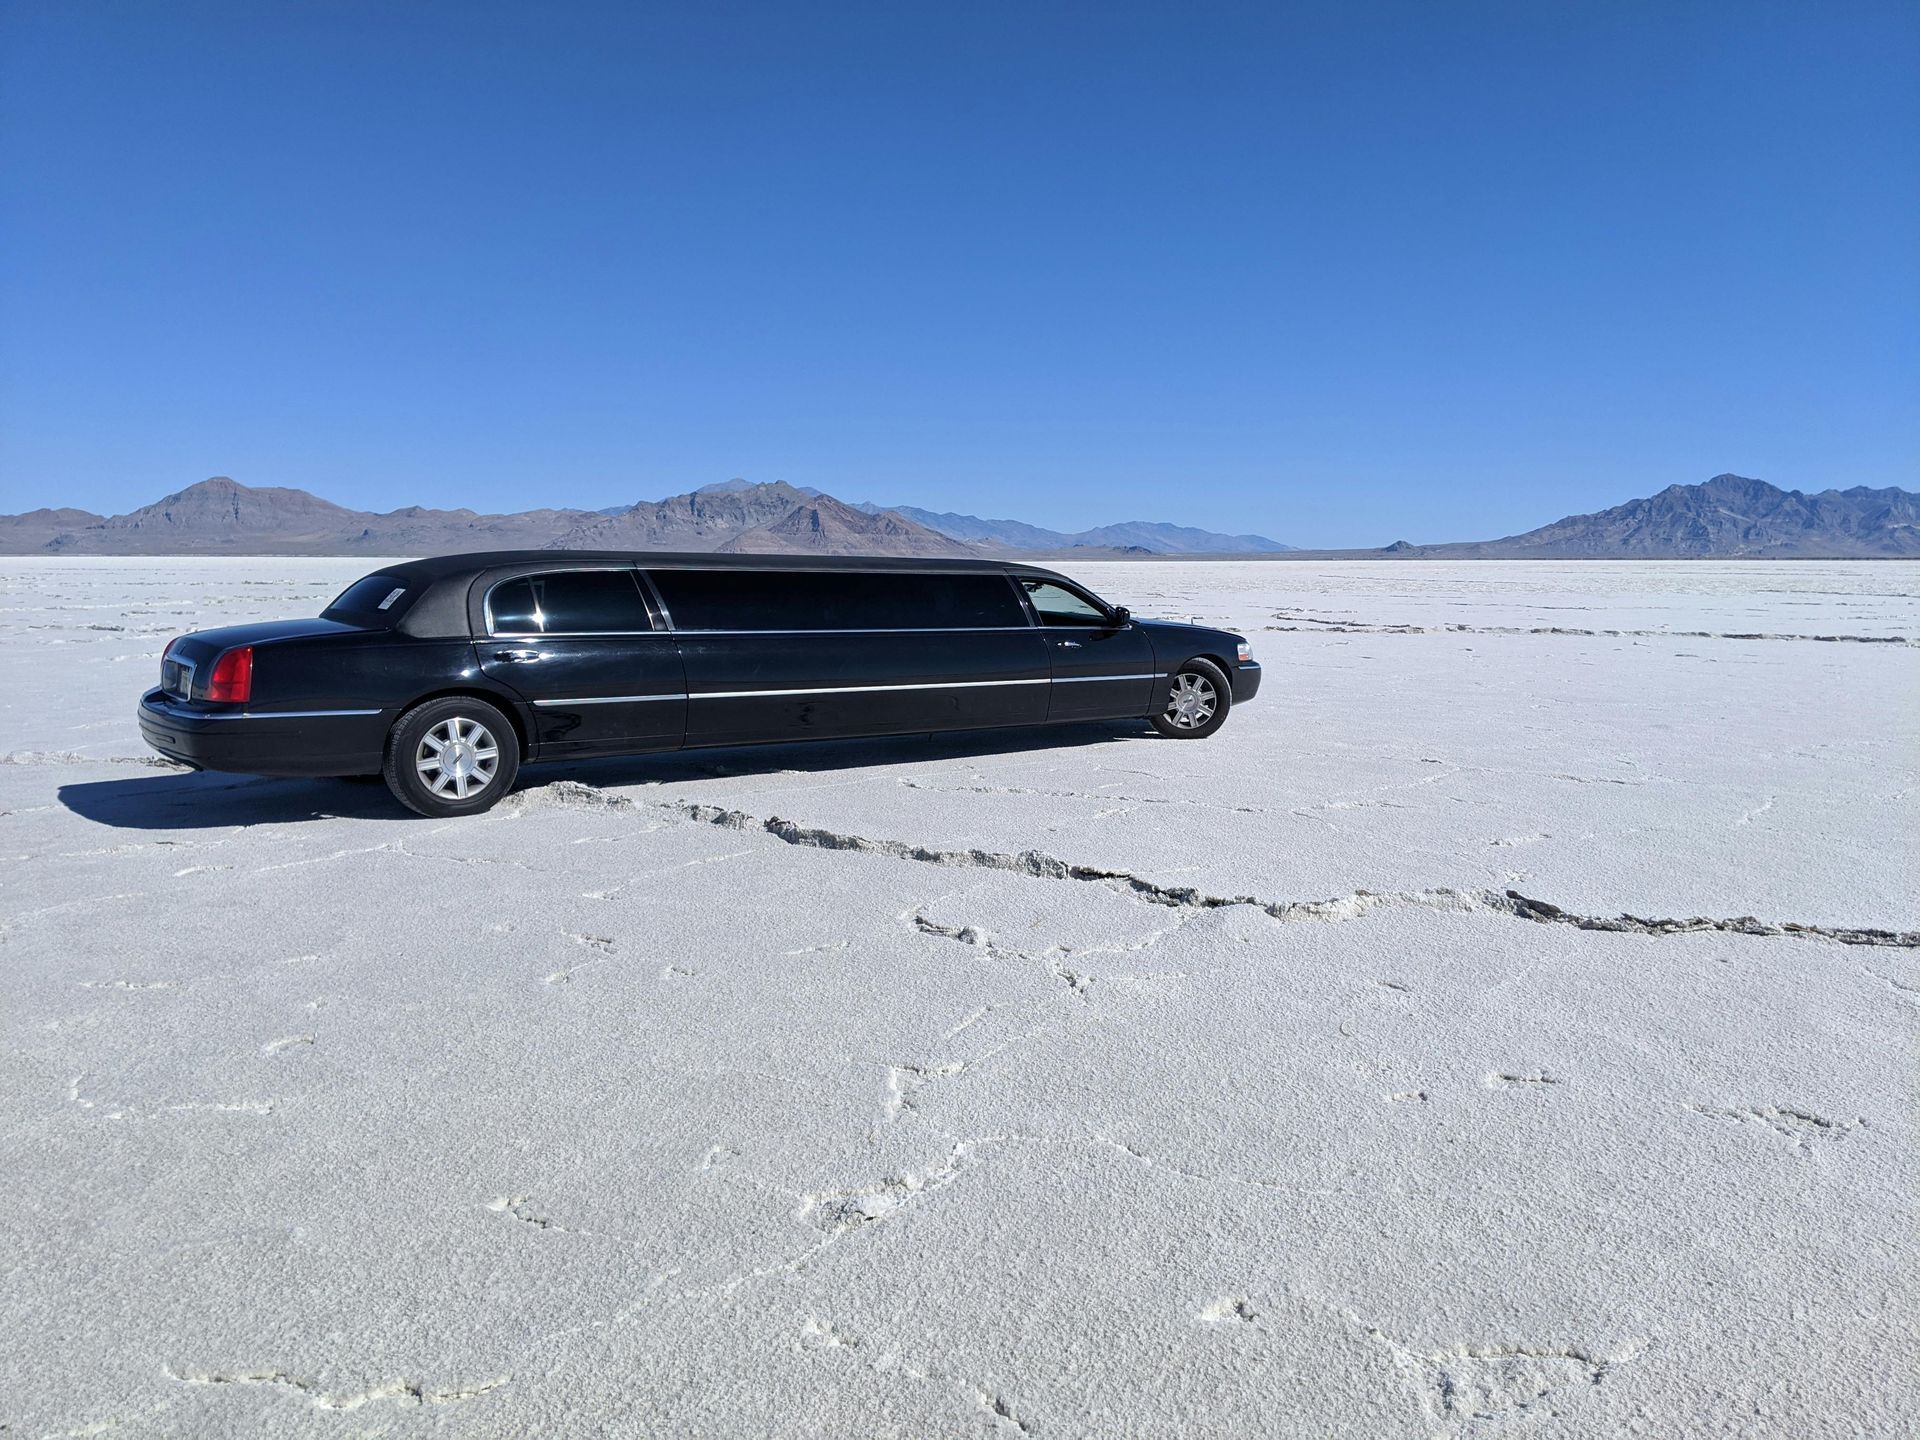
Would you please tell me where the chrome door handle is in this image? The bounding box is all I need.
[1056,640,1082,649]
[493,649,543,662]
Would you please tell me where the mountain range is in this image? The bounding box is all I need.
[0,472,1913,558]
[1355,474,1920,559]
[0,477,1286,558]
[684,479,1293,554]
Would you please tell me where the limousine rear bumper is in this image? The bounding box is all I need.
[138,690,391,776]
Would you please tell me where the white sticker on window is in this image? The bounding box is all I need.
[377,587,406,610]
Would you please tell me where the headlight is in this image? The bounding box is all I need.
[1236,641,1253,663]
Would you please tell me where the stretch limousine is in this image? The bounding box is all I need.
[139,553,1261,816]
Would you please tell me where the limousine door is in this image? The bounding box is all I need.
[1019,578,1158,721]
[475,568,687,756]
[648,568,1050,746]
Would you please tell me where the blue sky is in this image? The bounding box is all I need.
[2,2,1914,547]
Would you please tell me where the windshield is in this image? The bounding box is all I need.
[322,573,413,624]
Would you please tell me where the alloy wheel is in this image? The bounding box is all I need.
[414,716,500,799]
[1164,672,1217,730]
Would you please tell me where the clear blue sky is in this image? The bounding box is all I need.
[2,1,1914,547]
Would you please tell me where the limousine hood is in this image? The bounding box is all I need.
[1139,617,1241,636]
[1136,617,1247,648]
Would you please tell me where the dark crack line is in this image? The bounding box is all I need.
[1500,890,1914,948]
[667,799,1258,909]
[653,797,1919,949]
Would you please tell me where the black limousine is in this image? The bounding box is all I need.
[139,553,1261,816]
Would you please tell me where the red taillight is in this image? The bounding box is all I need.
[204,646,253,704]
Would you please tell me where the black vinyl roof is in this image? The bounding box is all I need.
[367,550,1086,638]
[378,550,1076,583]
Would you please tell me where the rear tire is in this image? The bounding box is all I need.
[383,697,520,817]
[1149,658,1232,739]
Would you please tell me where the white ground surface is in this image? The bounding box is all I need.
[2,558,1915,1439]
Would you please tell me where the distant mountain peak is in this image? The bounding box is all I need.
[694,477,823,499]
[717,493,974,557]
[1420,473,1920,559]
[547,480,965,556]
[876,503,1292,555]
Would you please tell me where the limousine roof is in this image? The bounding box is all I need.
[357,551,1088,639]
[376,550,1077,583]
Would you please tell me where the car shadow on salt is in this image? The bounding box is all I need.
[57,770,403,829]
[58,722,1153,830]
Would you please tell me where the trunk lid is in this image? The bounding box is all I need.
[161,619,370,701]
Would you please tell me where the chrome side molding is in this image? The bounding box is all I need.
[689,677,1052,700]
[531,693,686,707]
[141,696,381,721]
[522,675,1162,707]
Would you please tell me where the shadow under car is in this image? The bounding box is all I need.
[58,721,1151,830]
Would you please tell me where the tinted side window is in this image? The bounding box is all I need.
[855,573,1025,628]
[916,574,1028,628]
[650,570,1027,630]
[489,571,652,634]
[1022,579,1108,626]
[647,570,786,629]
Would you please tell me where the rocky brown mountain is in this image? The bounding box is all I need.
[1374,474,1920,559]
[553,481,834,550]
[7,472,1913,559]
[0,506,106,549]
[718,495,975,556]
[65,477,359,548]
[30,479,600,555]
[7,477,974,557]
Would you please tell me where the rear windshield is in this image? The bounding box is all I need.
[322,574,414,624]
[650,569,1027,631]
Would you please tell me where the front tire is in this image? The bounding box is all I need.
[383,697,520,817]
[1149,659,1232,739]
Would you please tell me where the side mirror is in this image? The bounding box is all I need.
[1108,606,1132,628]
